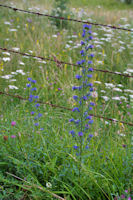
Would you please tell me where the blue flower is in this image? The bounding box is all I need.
[88,44,94,49]
[35,103,40,108]
[31,111,35,115]
[88,120,94,124]
[82,96,87,100]
[31,87,37,91]
[89,88,94,92]
[78,86,82,91]
[81,41,85,45]
[38,113,42,117]
[87,74,93,78]
[89,36,93,40]
[72,86,78,90]
[29,98,33,102]
[89,107,93,111]
[34,123,39,126]
[89,134,93,138]
[90,53,94,57]
[80,50,84,55]
[88,61,93,64]
[86,92,91,97]
[90,102,95,106]
[26,83,31,87]
[69,118,75,122]
[78,132,83,136]
[87,83,93,87]
[79,101,82,105]
[85,116,92,120]
[73,146,79,150]
[69,130,75,136]
[27,78,32,81]
[75,119,81,124]
[88,68,93,72]
[73,95,78,100]
[31,80,36,83]
[75,75,82,80]
[34,95,39,99]
[83,24,92,29]
[82,32,86,37]
[72,107,80,112]
[88,30,92,34]
[29,94,34,98]
[40,128,44,130]
[85,145,89,149]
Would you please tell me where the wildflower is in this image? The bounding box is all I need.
[72,86,78,90]
[88,68,93,72]
[80,50,84,55]
[73,95,78,100]
[69,24,94,175]
[89,134,93,138]
[31,87,37,91]
[83,24,92,29]
[72,107,80,112]
[34,123,39,126]
[81,41,85,45]
[78,132,83,136]
[69,130,75,136]
[46,182,52,188]
[88,61,93,64]
[89,107,93,110]
[90,53,94,57]
[31,111,35,115]
[89,88,94,92]
[69,118,75,122]
[73,146,79,150]
[90,102,95,106]
[34,95,39,99]
[11,135,16,138]
[35,103,40,108]
[87,74,93,78]
[75,119,81,124]
[38,113,42,117]
[11,121,16,126]
[85,116,92,120]
[88,120,94,124]
[28,77,32,81]
[82,96,87,100]
[31,80,36,83]
[26,83,31,87]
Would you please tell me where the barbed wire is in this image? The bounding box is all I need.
[0,91,133,126]
[0,4,133,32]
[0,47,133,78]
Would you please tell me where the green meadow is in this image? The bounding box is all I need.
[0,0,133,199]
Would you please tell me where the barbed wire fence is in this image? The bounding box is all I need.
[0,4,133,127]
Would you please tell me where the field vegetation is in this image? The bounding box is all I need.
[0,0,133,199]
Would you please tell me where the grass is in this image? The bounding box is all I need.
[0,0,133,199]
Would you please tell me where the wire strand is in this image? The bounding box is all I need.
[0,91,133,126]
[0,47,132,78]
[0,4,133,32]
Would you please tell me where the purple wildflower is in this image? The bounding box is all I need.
[11,135,16,138]
[72,107,80,112]
[78,132,83,136]
[11,121,16,126]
